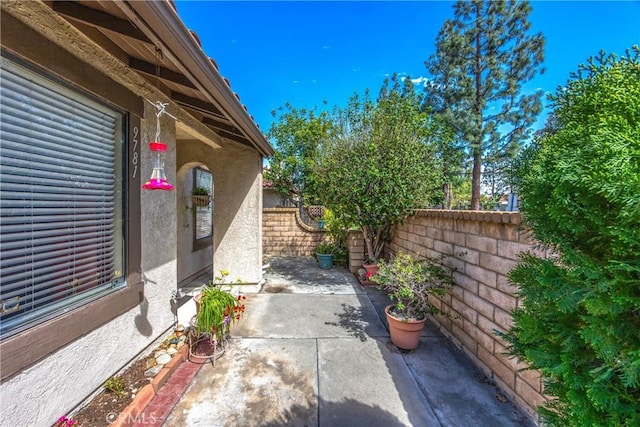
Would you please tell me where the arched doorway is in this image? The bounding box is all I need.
[176,162,214,291]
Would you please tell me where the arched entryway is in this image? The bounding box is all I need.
[176,162,214,291]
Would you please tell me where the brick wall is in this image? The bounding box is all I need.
[347,230,367,273]
[263,208,328,256]
[350,210,548,419]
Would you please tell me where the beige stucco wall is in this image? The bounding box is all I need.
[177,141,264,284]
[263,188,281,208]
[176,160,214,285]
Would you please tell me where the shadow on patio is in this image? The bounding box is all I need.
[159,257,533,426]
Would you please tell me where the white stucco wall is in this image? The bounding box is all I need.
[0,4,266,424]
[211,146,263,284]
[263,188,282,208]
[0,104,178,427]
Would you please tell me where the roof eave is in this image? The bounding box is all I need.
[119,0,274,157]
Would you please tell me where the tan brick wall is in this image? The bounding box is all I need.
[263,208,328,256]
[347,229,367,273]
[350,209,548,419]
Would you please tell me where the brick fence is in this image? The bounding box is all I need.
[348,210,547,420]
[263,208,328,256]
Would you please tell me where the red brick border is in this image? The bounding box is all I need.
[111,345,190,427]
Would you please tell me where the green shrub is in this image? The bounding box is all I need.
[104,376,125,396]
[322,208,353,266]
[315,243,336,255]
[501,47,640,426]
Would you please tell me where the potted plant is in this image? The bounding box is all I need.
[372,252,454,350]
[191,186,211,208]
[194,271,246,342]
[315,243,336,269]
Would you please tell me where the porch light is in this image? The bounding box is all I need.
[142,142,174,190]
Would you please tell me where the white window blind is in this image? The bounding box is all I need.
[0,59,125,338]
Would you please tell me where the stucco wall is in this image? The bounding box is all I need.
[178,141,264,284]
[263,188,282,208]
[263,208,328,256]
[349,210,548,419]
[176,160,213,285]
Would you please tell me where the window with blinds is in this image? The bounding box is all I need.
[0,58,126,339]
[193,168,212,241]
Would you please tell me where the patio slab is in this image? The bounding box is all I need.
[318,337,439,427]
[165,338,318,426]
[234,293,389,339]
[161,256,534,426]
[263,256,364,295]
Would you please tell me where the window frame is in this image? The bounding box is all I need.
[1,59,128,338]
[192,167,213,252]
[0,37,142,381]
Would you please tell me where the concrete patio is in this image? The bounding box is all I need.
[163,257,532,426]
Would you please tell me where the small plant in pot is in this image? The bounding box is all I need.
[372,252,454,350]
[315,242,336,269]
[194,271,246,343]
[191,185,211,208]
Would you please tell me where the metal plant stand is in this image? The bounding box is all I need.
[188,316,227,366]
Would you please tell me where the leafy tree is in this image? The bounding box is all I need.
[264,103,334,206]
[315,78,442,262]
[500,47,640,425]
[425,0,545,209]
[421,78,467,210]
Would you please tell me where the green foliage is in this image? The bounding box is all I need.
[315,243,336,255]
[265,103,335,206]
[315,77,442,262]
[197,271,246,341]
[501,47,640,426]
[426,0,545,209]
[191,186,210,196]
[103,375,125,396]
[372,252,454,321]
[322,208,352,265]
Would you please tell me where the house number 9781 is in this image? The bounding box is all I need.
[132,125,139,178]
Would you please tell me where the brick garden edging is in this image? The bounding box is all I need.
[347,209,548,420]
[111,344,191,427]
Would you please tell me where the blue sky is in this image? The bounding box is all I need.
[175,1,640,135]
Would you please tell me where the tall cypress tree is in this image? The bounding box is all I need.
[425,0,544,209]
[502,47,640,425]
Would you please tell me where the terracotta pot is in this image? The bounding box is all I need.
[384,305,426,350]
[362,261,379,278]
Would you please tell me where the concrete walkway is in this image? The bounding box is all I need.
[164,257,532,427]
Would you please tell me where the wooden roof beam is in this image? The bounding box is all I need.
[171,92,224,118]
[128,58,196,89]
[52,1,151,43]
